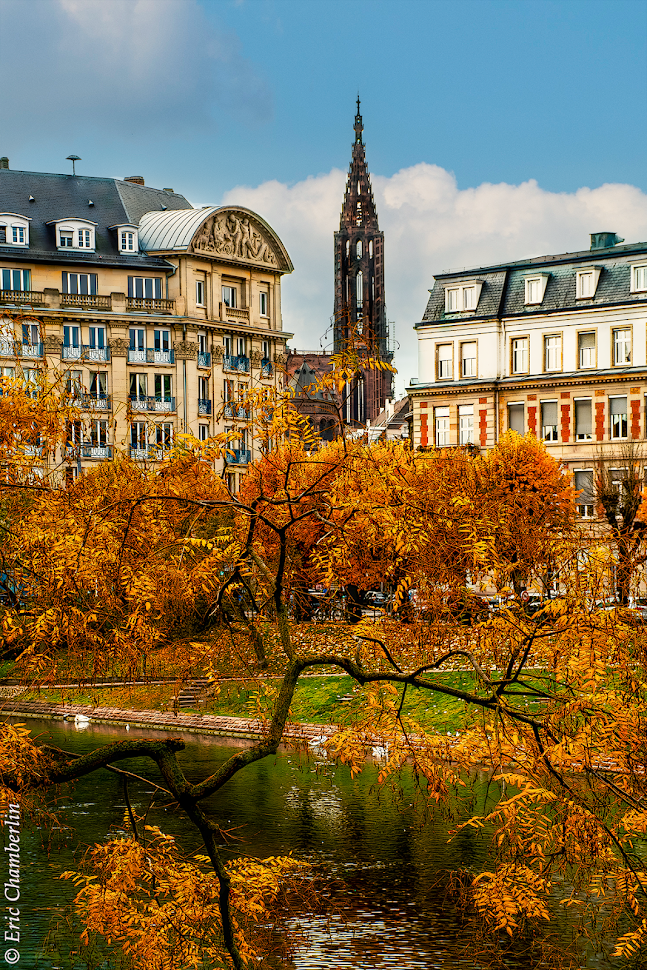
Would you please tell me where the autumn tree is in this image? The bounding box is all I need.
[3,373,647,968]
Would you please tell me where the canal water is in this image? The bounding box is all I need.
[3,718,608,968]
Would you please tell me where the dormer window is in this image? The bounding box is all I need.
[110,224,139,254]
[631,263,647,293]
[0,214,30,248]
[444,279,483,313]
[576,267,601,299]
[524,273,550,305]
[48,218,97,252]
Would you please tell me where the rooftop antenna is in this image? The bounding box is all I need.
[66,154,81,176]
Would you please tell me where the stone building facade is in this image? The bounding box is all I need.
[0,160,292,490]
[408,233,647,516]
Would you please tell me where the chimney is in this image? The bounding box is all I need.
[124,176,145,186]
[0,158,9,170]
[590,231,624,250]
[163,187,174,193]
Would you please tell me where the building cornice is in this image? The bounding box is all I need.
[408,367,647,398]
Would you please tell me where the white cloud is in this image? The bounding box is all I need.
[222,165,647,395]
[0,0,271,136]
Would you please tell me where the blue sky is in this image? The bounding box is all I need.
[1,0,646,391]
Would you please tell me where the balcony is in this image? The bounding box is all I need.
[127,348,175,365]
[129,445,170,461]
[231,448,252,465]
[261,358,273,378]
[62,345,111,363]
[223,403,234,418]
[198,398,212,416]
[235,406,247,420]
[129,395,175,413]
[20,343,44,360]
[68,395,111,412]
[197,351,211,369]
[220,302,250,323]
[0,289,45,307]
[66,444,113,460]
[223,354,250,374]
[126,296,175,314]
[61,293,111,310]
[0,340,15,357]
[22,445,44,458]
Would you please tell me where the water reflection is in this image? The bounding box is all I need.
[4,718,604,968]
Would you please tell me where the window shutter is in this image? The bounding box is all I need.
[62,272,68,294]
[574,470,594,504]
[575,400,592,436]
[508,403,524,433]
[128,277,133,298]
[541,402,557,427]
[610,397,627,415]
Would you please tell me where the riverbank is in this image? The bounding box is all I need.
[1,697,337,742]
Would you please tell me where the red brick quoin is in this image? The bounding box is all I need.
[560,403,570,443]
[479,408,487,446]
[595,401,605,441]
[527,405,537,436]
[631,398,641,439]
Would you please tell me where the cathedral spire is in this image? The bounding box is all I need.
[354,95,363,144]
[340,98,378,232]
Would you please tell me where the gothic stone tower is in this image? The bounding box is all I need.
[334,98,392,425]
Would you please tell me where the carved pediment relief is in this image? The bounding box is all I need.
[190,209,287,271]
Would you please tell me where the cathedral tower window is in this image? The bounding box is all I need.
[356,240,363,259]
[356,272,363,307]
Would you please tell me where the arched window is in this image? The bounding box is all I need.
[356,271,363,307]
[345,240,350,258]
[369,239,373,258]
[356,240,362,259]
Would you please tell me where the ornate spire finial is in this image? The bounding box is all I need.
[354,96,363,144]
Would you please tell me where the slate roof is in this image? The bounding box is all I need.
[420,241,647,325]
[0,168,192,268]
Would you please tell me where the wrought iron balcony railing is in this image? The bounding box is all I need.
[126,297,175,314]
[62,345,111,362]
[127,348,175,365]
[222,354,250,374]
[198,399,212,416]
[197,352,211,368]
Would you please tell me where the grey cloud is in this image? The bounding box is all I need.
[0,0,272,138]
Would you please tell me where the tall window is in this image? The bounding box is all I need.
[155,375,172,401]
[237,336,246,358]
[129,373,147,400]
[62,272,97,295]
[156,424,173,449]
[128,277,162,299]
[131,423,147,451]
[508,403,524,434]
[198,376,209,400]
[89,326,105,350]
[511,337,528,374]
[574,470,594,518]
[459,405,474,445]
[222,285,236,308]
[461,342,477,378]
[541,401,558,442]
[578,331,595,368]
[199,424,209,442]
[369,240,373,258]
[356,272,363,307]
[577,270,596,298]
[224,379,234,402]
[435,407,450,447]
[63,325,80,349]
[446,288,459,312]
[544,334,561,372]
[356,240,363,259]
[154,329,170,353]
[90,420,108,448]
[259,291,268,316]
[196,280,205,307]
[463,286,476,310]
[12,227,25,244]
[89,373,107,399]
[613,328,631,365]
[575,399,592,441]
[262,340,270,360]
[22,322,39,346]
[1,269,30,291]
[129,328,145,352]
[78,229,92,248]
[437,344,453,380]
[65,370,82,396]
[610,397,628,439]
[223,335,233,357]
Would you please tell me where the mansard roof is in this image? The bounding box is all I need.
[420,240,647,325]
[0,167,191,267]
[140,205,294,274]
